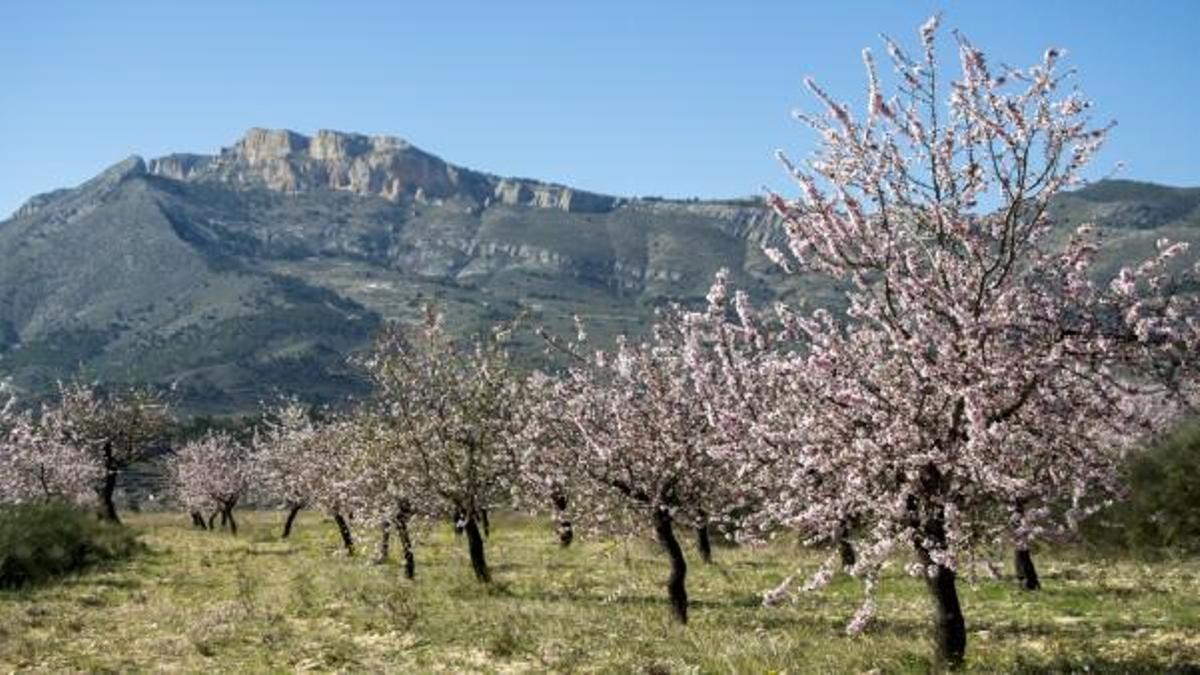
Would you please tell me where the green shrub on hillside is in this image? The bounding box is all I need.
[0,502,141,588]
[1086,421,1200,552]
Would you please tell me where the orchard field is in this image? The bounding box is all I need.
[2,511,1198,673]
[4,15,1200,675]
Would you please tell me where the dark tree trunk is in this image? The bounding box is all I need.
[333,512,355,555]
[224,505,238,536]
[219,509,229,529]
[100,470,121,524]
[551,492,574,547]
[696,525,713,564]
[919,550,966,668]
[928,562,966,667]
[1014,547,1041,591]
[396,514,416,580]
[480,508,490,539]
[281,503,302,539]
[464,517,491,583]
[839,537,857,569]
[653,508,688,624]
[375,522,391,564]
[208,510,219,530]
[556,518,574,547]
[190,511,207,530]
[911,465,967,668]
[557,520,574,547]
[835,517,858,569]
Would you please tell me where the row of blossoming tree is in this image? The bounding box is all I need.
[2,18,1197,667]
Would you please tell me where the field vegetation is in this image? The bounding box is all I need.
[2,511,1199,673]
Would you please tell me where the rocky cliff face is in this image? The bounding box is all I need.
[145,128,620,214]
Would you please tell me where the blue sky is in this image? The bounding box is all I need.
[1,1,1197,216]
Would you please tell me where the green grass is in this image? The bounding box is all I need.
[2,512,1198,673]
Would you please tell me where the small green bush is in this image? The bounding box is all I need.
[1085,421,1200,553]
[0,502,141,588]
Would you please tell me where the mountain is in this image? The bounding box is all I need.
[0,129,801,414]
[0,129,1196,414]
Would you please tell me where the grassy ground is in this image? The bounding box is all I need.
[1,511,1198,673]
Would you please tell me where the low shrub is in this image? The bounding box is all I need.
[0,502,141,588]
[1085,421,1200,553]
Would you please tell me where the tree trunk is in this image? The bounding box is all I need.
[219,509,229,530]
[464,517,491,582]
[552,493,573,547]
[480,508,490,538]
[100,470,121,524]
[653,508,688,624]
[208,510,219,530]
[396,514,416,580]
[911,466,967,667]
[375,522,391,564]
[1014,547,1041,591]
[333,512,355,555]
[281,503,302,539]
[557,520,574,547]
[696,525,713,564]
[224,505,238,536]
[190,511,207,530]
[839,537,857,569]
[919,551,966,668]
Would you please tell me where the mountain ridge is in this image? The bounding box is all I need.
[0,129,792,413]
[1,129,1196,415]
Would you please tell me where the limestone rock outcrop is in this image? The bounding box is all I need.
[143,128,617,214]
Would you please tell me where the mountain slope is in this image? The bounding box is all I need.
[0,130,796,413]
[0,130,1195,414]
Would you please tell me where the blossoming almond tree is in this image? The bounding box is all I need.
[0,395,102,507]
[337,410,422,579]
[42,382,173,523]
[253,399,320,539]
[253,401,359,553]
[359,307,525,583]
[757,16,1198,665]
[524,313,759,623]
[515,380,581,549]
[169,431,252,535]
[673,272,879,614]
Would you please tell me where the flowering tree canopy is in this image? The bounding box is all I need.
[253,400,322,513]
[44,382,173,523]
[170,430,252,534]
[2,383,171,519]
[252,399,359,548]
[0,394,102,507]
[750,16,1198,664]
[523,310,765,623]
[335,410,422,577]
[359,307,525,583]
